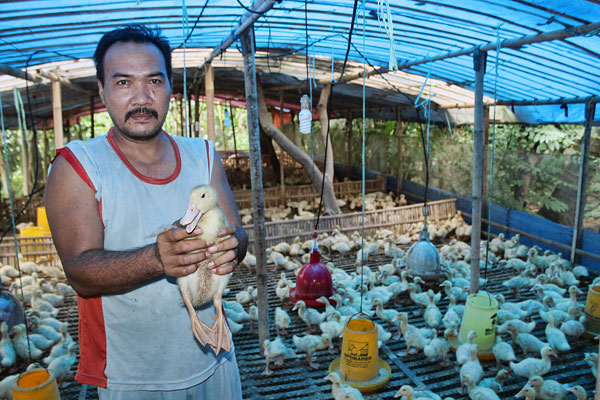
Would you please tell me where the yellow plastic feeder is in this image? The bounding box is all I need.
[37,206,51,235]
[328,314,391,393]
[12,368,60,400]
[456,293,498,358]
[583,284,600,339]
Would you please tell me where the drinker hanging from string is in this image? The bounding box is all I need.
[404,61,442,283]
[329,0,390,393]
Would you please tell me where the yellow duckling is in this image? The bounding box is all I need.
[326,372,364,400]
[459,345,484,394]
[462,373,499,400]
[566,385,586,400]
[394,384,441,400]
[177,185,233,354]
[293,333,331,369]
[262,337,294,375]
[292,300,326,332]
[527,375,568,400]
[274,306,291,337]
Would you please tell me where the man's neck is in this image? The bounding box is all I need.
[112,129,177,179]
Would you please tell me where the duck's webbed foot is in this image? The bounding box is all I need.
[181,288,216,348]
[207,294,231,354]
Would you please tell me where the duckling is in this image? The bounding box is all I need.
[326,372,364,400]
[222,302,249,324]
[393,384,441,400]
[566,386,586,400]
[497,319,535,334]
[456,330,477,367]
[317,296,341,322]
[584,351,598,377]
[423,293,442,329]
[0,322,15,368]
[407,283,431,316]
[11,323,43,360]
[30,288,59,317]
[462,373,500,400]
[236,285,255,305]
[400,323,433,356]
[240,251,257,269]
[440,280,468,302]
[509,345,556,378]
[293,300,327,333]
[479,369,510,394]
[373,298,399,327]
[293,333,331,369]
[423,328,452,366]
[262,337,294,375]
[226,317,244,334]
[502,274,533,295]
[0,374,18,400]
[506,322,548,357]
[275,307,291,337]
[248,305,259,332]
[442,300,462,330]
[553,286,584,313]
[12,324,53,351]
[384,238,405,259]
[375,322,392,346]
[392,312,434,343]
[275,282,290,304]
[30,317,62,343]
[527,375,568,400]
[516,385,536,400]
[492,335,516,369]
[48,342,78,387]
[319,314,345,347]
[460,345,484,394]
[495,293,528,319]
[544,314,570,352]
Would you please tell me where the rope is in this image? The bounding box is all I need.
[337,0,360,83]
[0,92,34,361]
[377,0,398,71]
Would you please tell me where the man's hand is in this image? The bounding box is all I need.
[205,226,240,275]
[156,227,213,277]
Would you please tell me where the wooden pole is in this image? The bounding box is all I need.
[346,113,353,180]
[230,102,239,169]
[52,80,63,149]
[194,89,200,137]
[205,64,216,144]
[90,96,95,139]
[279,92,285,206]
[470,47,486,295]
[395,106,404,195]
[570,99,596,265]
[240,26,269,349]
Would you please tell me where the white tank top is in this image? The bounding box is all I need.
[58,129,232,390]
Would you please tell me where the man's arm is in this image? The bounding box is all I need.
[204,153,248,275]
[45,155,213,297]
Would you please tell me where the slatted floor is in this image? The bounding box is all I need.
[14,248,598,400]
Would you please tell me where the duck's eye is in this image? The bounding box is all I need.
[201,193,206,198]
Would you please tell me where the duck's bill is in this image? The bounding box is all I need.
[180,202,203,234]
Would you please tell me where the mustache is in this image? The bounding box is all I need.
[125,107,158,121]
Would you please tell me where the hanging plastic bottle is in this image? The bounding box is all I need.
[224,108,232,128]
[298,94,312,135]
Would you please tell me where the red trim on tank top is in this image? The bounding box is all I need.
[54,148,97,192]
[107,128,181,185]
[75,295,108,388]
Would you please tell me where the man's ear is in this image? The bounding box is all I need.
[97,80,106,105]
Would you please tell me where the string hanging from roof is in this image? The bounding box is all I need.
[377,0,398,71]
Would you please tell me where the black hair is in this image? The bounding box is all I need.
[94,24,172,85]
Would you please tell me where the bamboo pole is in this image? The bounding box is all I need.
[279,92,285,206]
[395,106,404,195]
[470,47,486,295]
[230,102,239,168]
[240,27,269,349]
[205,64,216,143]
[51,80,63,150]
[571,99,596,265]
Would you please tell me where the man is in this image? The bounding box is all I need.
[45,25,247,399]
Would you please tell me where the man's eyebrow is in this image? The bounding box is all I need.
[110,72,166,79]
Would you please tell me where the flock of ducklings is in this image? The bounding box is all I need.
[238,191,408,225]
[229,212,595,400]
[0,259,77,398]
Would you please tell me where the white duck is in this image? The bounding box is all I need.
[11,323,43,360]
[516,385,537,400]
[235,285,255,305]
[527,375,568,400]
[492,335,516,369]
[479,369,510,394]
[566,386,586,400]
[394,384,441,400]
[423,293,442,329]
[293,300,326,332]
[0,322,15,368]
[506,322,548,357]
[423,328,452,366]
[462,373,500,400]
[326,372,364,400]
[456,330,477,367]
[274,307,291,337]
[509,345,557,378]
[459,345,484,394]
[47,342,78,386]
[293,333,331,369]
[262,337,294,375]
[177,185,234,354]
[544,314,570,352]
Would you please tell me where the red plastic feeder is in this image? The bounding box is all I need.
[289,249,334,308]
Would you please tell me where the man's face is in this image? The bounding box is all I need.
[98,41,171,141]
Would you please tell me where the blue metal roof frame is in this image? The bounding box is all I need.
[0,0,599,125]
